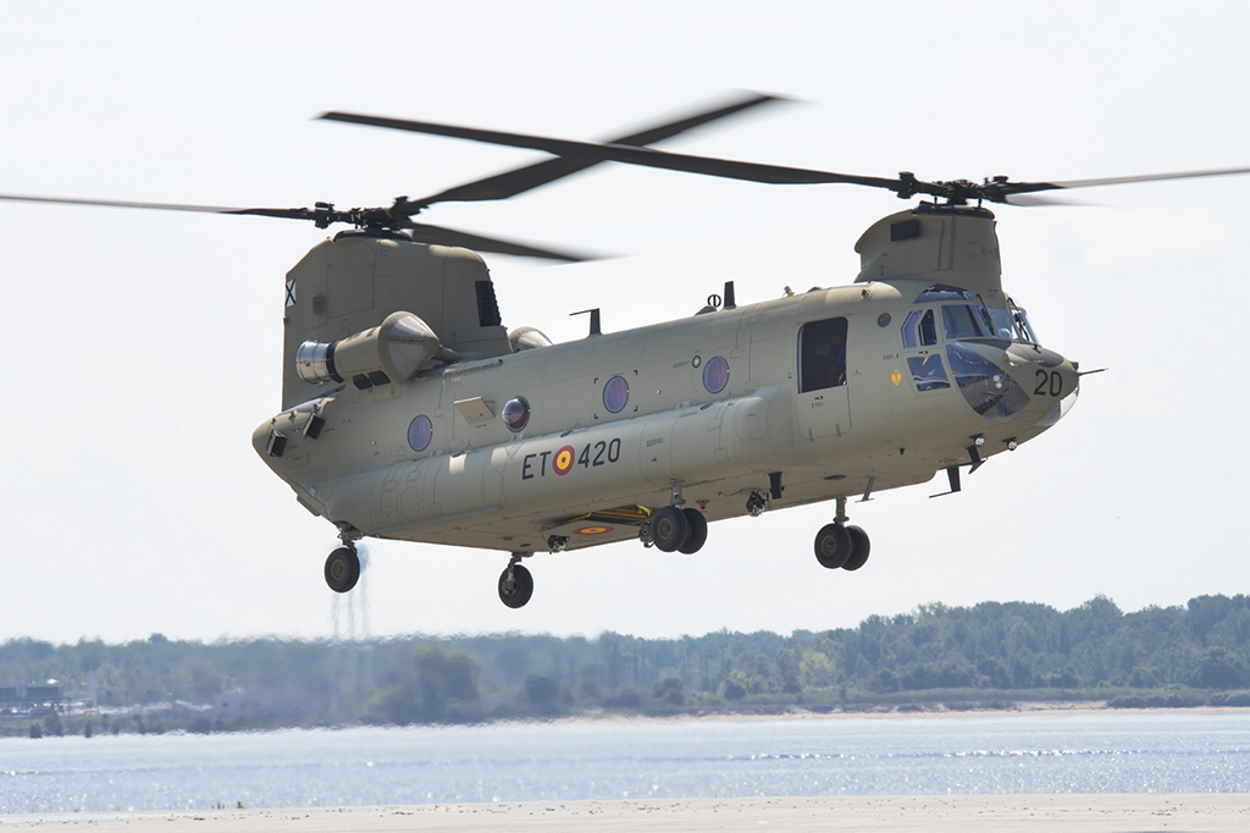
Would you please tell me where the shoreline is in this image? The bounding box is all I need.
[9,794,1250,832]
[5,702,1250,741]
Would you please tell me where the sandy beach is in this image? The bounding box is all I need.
[7,795,1249,833]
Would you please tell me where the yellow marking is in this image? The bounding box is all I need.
[576,526,612,535]
[890,369,903,386]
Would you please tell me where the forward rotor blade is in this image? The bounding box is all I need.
[408,92,790,207]
[998,193,1091,207]
[319,111,901,190]
[0,192,325,221]
[405,222,598,262]
[1000,166,1250,196]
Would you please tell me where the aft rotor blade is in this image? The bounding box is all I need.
[999,166,1250,197]
[319,111,901,190]
[0,192,328,221]
[409,92,791,207]
[405,222,598,262]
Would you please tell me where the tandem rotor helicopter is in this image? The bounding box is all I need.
[4,92,1249,609]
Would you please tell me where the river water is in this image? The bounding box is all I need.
[2,711,1248,814]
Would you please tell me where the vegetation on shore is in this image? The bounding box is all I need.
[4,593,1250,736]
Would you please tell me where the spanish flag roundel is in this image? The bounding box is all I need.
[553,445,576,476]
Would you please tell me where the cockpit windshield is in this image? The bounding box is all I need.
[908,286,1040,346]
[942,303,1040,345]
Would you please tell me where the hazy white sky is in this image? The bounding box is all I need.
[3,2,1248,643]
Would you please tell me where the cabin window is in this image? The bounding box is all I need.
[919,309,938,346]
[501,397,531,432]
[798,317,848,393]
[703,356,730,394]
[602,375,630,413]
[407,415,433,452]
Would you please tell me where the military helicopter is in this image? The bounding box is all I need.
[4,93,1249,610]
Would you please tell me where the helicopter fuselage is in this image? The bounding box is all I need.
[253,278,1078,556]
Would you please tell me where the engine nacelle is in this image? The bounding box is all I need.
[295,311,451,386]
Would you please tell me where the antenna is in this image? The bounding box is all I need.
[571,308,602,337]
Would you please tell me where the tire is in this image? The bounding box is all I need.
[324,546,361,593]
[678,508,708,554]
[842,525,871,571]
[650,505,690,553]
[498,564,534,609]
[814,524,851,569]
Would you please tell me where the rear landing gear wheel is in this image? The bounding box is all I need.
[498,563,534,609]
[814,524,851,569]
[650,505,690,553]
[841,525,871,571]
[678,508,708,554]
[324,545,361,593]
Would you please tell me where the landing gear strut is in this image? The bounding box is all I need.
[814,497,871,572]
[498,553,534,609]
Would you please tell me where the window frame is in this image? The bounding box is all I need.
[797,316,849,394]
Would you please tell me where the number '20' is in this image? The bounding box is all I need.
[1034,370,1063,397]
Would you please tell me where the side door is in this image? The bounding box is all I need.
[795,317,852,442]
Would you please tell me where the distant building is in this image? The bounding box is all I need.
[0,683,66,712]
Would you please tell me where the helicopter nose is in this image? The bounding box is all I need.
[1027,353,1080,427]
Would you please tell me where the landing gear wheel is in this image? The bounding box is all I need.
[324,546,361,593]
[498,563,534,609]
[814,524,851,569]
[678,508,708,554]
[650,505,690,553]
[841,525,871,571]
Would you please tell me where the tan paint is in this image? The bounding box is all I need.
[256,207,1078,555]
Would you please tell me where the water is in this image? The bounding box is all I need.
[1,712,1248,814]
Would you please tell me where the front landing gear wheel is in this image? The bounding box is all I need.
[498,563,534,609]
[678,508,708,554]
[841,525,871,571]
[814,524,851,569]
[650,505,690,553]
[324,546,360,593]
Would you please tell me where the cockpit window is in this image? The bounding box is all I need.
[937,300,1042,346]
[915,285,971,302]
[900,310,920,349]
[1014,309,1040,344]
[919,309,938,346]
[942,305,985,340]
[983,306,1017,340]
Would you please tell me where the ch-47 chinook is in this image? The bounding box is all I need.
[5,94,1249,609]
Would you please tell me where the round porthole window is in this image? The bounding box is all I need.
[877,312,892,327]
[501,396,531,432]
[703,356,730,394]
[407,414,433,452]
[602,375,630,413]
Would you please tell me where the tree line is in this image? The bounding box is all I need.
[3,593,1250,734]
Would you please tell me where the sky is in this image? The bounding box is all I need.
[2,2,1248,644]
